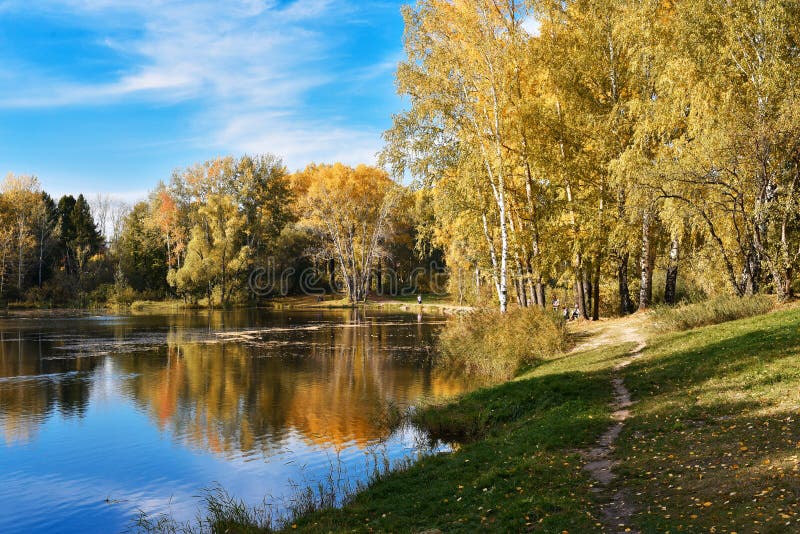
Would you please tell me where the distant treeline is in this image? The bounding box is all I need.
[0,159,441,308]
[0,175,105,306]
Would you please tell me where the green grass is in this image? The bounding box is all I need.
[287,342,630,532]
[619,306,800,532]
[298,306,800,533]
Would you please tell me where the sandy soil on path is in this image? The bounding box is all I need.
[570,316,648,533]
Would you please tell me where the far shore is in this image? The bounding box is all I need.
[0,294,474,317]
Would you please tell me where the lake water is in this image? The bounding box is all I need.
[0,309,473,533]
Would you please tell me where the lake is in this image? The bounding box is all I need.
[0,309,473,533]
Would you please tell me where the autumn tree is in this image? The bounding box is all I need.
[388,0,800,315]
[1,174,43,294]
[298,163,400,303]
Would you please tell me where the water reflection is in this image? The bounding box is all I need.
[0,330,102,445]
[0,309,472,532]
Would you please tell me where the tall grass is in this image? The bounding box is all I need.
[649,294,774,332]
[131,447,412,534]
[437,306,566,381]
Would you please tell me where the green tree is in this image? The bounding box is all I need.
[173,193,250,305]
[117,202,169,294]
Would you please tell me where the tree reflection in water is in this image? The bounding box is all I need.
[0,310,472,455]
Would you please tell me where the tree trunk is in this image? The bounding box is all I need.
[582,267,592,316]
[639,212,652,311]
[498,214,508,313]
[574,258,588,319]
[647,238,655,305]
[744,245,760,296]
[592,256,601,320]
[573,280,585,319]
[0,252,5,299]
[536,282,546,310]
[17,222,24,291]
[327,258,335,290]
[376,259,383,294]
[528,277,537,306]
[664,237,679,305]
[38,239,43,287]
[526,260,537,307]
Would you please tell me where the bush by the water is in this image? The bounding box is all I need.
[438,306,566,380]
[650,294,774,332]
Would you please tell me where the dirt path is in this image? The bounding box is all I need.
[573,319,647,533]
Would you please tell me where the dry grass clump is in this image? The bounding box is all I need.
[438,306,566,380]
[650,294,774,332]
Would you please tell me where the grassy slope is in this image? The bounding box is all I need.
[290,307,800,533]
[290,343,632,532]
[620,307,800,533]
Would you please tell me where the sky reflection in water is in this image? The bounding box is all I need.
[0,309,473,533]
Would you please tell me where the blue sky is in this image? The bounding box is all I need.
[0,0,406,200]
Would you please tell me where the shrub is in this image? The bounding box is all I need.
[109,284,138,307]
[438,306,566,380]
[650,294,775,332]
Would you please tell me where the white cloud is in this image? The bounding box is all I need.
[521,14,540,37]
[216,113,382,170]
[0,0,397,168]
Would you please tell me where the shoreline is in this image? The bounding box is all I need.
[0,295,474,318]
[278,305,800,532]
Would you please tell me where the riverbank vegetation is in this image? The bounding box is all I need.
[0,161,441,308]
[438,306,566,380]
[134,304,800,533]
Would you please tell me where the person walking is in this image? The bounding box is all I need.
[552,297,560,312]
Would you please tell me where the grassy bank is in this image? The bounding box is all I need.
[619,306,800,532]
[649,294,775,332]
[285,341,631,532]
[292,307,800,532]
[438,306,566,380]
[135,303,800,533]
